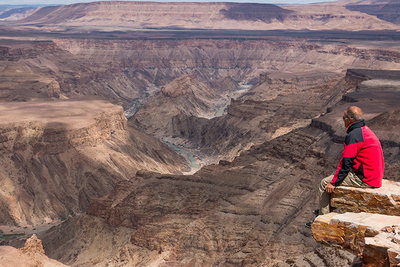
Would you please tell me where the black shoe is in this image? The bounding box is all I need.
[305,222,313,228]
[313,209,319,216]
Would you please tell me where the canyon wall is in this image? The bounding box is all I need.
[2,35,400,109]
[16,1,400,31]
[0,100,186,226]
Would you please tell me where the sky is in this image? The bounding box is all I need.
[0,0,338,5]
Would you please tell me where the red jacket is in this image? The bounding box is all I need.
[331,120,384,187]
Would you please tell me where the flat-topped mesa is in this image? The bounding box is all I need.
[331,179,400,216]
[0,100,127,155]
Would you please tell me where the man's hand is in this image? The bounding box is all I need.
[325,183,335,193]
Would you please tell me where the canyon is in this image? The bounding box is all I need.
[0,0,400,266]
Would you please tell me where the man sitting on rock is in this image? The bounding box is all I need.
[318,106,384,216]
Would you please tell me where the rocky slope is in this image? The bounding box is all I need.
[0,100,186,227]
[36,70,400,266]
[13,1,400,31]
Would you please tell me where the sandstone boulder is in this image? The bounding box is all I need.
[331,179,400,216]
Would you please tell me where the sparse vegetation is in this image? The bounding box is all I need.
[1,233,25,240]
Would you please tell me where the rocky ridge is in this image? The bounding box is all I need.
[345,0,400,24]
[12,1,400,31]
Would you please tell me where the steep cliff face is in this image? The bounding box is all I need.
[0,100,186,226]
[122,38,400,161]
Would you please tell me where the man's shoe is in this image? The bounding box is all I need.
[305,222,313,228]
[313,209,319,216]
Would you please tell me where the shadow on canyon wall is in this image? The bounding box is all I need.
[220,3,293,22]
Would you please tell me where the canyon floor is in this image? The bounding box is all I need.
[1,1,400,266]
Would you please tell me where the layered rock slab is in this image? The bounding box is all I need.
[331,179,400,216]
[312,212,400,266]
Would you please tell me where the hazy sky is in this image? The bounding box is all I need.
[0,0,338,5]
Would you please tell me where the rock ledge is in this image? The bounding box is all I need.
[312,179,400,266]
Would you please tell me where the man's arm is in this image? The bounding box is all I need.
[330,130,363,186]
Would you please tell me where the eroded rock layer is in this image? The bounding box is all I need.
[0,100,186,226]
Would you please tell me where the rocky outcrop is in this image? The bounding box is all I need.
[133,73,238,138]
[312,212,400,266]
[0,100,186,226]
[331,180,400,215]
[20,234,45,255]
[0,234,68,266]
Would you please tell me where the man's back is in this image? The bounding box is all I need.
[356,125,384,187]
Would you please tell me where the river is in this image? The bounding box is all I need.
[124,82,253,173]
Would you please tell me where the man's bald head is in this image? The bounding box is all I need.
[345,106,364,122]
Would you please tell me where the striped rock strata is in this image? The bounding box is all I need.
[331,179,400,216]
[0,100,186,226]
